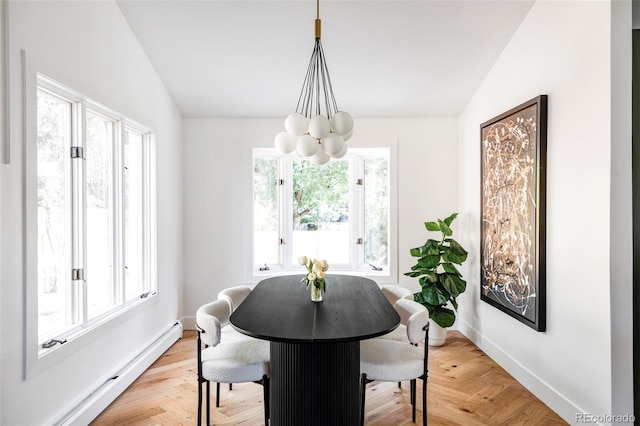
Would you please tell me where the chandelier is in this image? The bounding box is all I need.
[273,0,354,165]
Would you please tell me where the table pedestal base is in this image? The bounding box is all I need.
[270,341,360,426]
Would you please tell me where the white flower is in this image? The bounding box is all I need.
[317,270,326,279]
[308,272,317,281]
[320,259,329,271]
[312,261,323,274]
[299,256,308,266]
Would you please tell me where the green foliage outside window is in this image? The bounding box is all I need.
[292,160,349,230]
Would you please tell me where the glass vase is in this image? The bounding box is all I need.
[310,283,323,302]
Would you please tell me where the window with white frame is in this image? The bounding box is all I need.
[36,76,155,347]
[253,148,390,274]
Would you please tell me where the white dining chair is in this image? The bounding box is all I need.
[377,284,414,343]
[217,286,254,344]
[196,299,270,426]
[218,286,252,311]
[360,299,430,426]
[381,284,414,305]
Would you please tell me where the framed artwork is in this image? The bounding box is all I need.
[480,95,547,331]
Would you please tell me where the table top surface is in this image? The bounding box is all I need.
[230,274,400,343]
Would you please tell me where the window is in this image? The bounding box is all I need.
[36,76,155,347]
[253,149,391,275]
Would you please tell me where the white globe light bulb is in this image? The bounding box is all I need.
[311,148,331,165]
[332,142,348,159]
[274,131,296,154]
[296,134,319,157]
[331,111,354,135]
[308,115,331,139]
[342,129,353,141]
[321,133,345,156]
[285,113,308,136]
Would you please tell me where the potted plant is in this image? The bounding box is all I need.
[405,212,468,346]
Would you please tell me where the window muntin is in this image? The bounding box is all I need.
[253,149,390,274]
[35,76,155,346]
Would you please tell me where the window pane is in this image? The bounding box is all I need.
[85,110,116,319]
[253,157,279,266]
[123,129,144,300]
[292,159,349,263]
[364,157,389,267]
[37,90,72,337]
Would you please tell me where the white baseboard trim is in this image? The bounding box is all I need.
[182,315,196,330]
[56,321,183,426]
[458,320,584,424]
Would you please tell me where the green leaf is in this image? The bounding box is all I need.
[443,212,458,227]
[413,291,428,305]
[452,275,466,293]
[431,307,456,328]
[404,271,422,278]
[442,247,463,264]
[438,219,453,237]
[446,238,468,262]
[424,221,440,232]
[418,271,438,283]
[419,284,449,306]
[442,262,461,276]
[424,239,441,255]
[409,246,424,257]
[417,255,440,269]
[441,273,466,298]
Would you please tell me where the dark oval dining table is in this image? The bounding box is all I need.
[230,274,400,426]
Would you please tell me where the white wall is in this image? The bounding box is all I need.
[1,1,183,424]
[0,0,6,423]
[183,117,458,322]
[458,0,633,422]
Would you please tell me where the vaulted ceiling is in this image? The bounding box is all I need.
[116,0,534,118]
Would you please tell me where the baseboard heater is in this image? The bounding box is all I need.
[54,321,183,426]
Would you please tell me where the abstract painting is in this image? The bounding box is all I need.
[480,95,547,331]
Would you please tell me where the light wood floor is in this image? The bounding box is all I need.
[91,330,567,425]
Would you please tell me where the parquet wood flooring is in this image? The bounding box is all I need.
[91,330,567,426]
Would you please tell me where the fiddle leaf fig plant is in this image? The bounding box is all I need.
[405,212,468,328]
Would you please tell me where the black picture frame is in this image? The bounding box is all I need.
[480,95,547,331]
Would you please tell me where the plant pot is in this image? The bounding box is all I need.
[428,320,447,346]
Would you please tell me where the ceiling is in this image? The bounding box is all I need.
[116,0,535,118]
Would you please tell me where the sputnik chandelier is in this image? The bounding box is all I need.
[273,0,354,165]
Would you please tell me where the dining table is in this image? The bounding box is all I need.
[229,274,400,426]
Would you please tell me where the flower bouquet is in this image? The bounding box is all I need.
[299,256,329,302]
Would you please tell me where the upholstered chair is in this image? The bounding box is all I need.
[217,286,254,343]
[196,299,270,426]
[377,284,414,343]
[218,286,252,311]
[360,299,430,425]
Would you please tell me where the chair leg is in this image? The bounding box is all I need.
[360,374,367,426]
[262,375,270,426]
[398,381,401,388]
[229,383,233,391]
[422,378,427,426]
[216,382,221,407]
[197,380,203,426]
[206,381,211,426]
[412,379,417,422]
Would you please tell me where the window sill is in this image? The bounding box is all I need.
[27,293,158,379]
[250,268,396,285]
